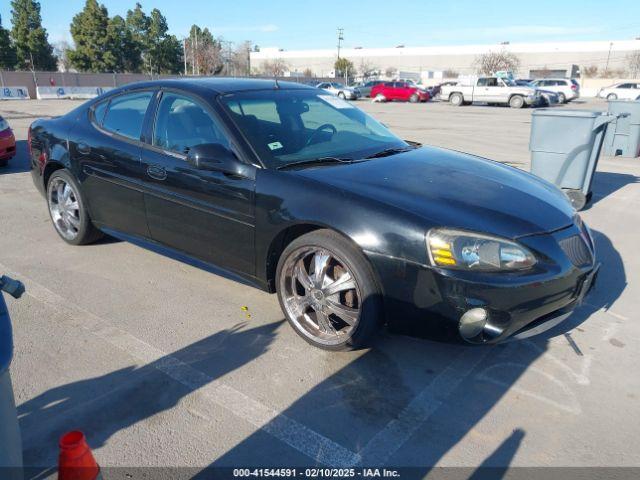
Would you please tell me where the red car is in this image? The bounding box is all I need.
[370,81,430,103]
[0,115,16,167]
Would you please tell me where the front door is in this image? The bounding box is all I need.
[140,90,256,275]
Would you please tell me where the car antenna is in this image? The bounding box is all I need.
[274,76,280,89]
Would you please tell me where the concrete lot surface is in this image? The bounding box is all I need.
[1,97,639,476]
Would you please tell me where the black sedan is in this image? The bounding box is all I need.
[29,78,598,350]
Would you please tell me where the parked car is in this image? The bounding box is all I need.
[515,81,559,106]
[441,76,540,108]
[530,78,580,103]
[316,82,360,100]
[29,78,598,350]
[597,82,640,101]
[0,275,25,471]
[370,82,431,103]
[0,115,16,167]
[354,80,385,98]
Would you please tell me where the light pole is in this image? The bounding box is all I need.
[604,42,613,75]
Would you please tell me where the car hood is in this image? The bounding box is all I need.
[292,146,575,239]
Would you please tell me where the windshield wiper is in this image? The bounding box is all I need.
[277,157,354,170]
[364,146,416,159]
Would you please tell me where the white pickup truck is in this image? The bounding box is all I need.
[441,76,541,108]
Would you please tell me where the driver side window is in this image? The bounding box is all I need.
[153,92,228,155]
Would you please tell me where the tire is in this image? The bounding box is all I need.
[607,93,618,101]
[450,92,464,106]
[338,91,346,99]
[509,95,525,109]
[0,159,7,168]
[276,229,383,351]
[374,93,386,102]
[409,94,419,103]
[557,92,566,104]
[46,169,103,245]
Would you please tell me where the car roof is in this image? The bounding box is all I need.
[113,77,312,96]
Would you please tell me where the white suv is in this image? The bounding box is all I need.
[530,78,580,103]
[597,82,640,101]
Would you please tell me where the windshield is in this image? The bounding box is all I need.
[220,89,407,169]
[501,78,517,86]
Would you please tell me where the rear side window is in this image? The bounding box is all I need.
[102,91,154,140]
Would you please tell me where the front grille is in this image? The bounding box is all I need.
[559,235,593,267]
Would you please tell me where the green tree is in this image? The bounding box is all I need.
[125,4,182,74]
[10,0,57,70]
[334,57,355,79]
[105,15,141,73]
[0,14,18,69]
[68,0,110,72]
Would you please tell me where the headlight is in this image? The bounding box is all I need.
[427,228,537,272]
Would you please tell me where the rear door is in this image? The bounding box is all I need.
[74,89,155,237]
[139,89,256,275]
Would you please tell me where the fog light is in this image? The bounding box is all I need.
[459,308,488,340]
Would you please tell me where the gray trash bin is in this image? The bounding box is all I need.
[530,109,617,210]
[603,100,640,158]
[0,276,24,480]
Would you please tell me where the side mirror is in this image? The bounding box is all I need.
[186,143,248,177]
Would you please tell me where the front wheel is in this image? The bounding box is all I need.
[607,93,618,101]
[374,93,386,102]
[338,91,346,99]
[509,95,525,109]
[409,94,419,103]
[47,169,103,245]
[276,230,383,350]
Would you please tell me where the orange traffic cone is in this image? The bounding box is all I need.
[58,431,102,480]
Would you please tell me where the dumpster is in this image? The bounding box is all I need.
[530,109,617,210]
[603,100,640,158]
[0,275,25,479]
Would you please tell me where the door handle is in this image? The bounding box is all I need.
[77,142,91,155]
[147,164,167,180]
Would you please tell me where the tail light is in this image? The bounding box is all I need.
[571,85,577,91]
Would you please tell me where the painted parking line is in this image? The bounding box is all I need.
[1,263,359,467]
[4,262,494,467]
[354,347,491,467]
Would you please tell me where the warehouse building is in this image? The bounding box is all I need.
[250,39,640,82]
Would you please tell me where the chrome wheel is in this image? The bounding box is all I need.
[48,177,81,241]
[280,246,361,346]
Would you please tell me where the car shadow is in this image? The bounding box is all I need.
[18,320,284,477]
[0,140,30,175]
[15,229,623,478]
[587,170,640,208]
[192,228,623,475]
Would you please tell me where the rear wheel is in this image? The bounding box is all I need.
[276,230,383,350]
[450,93,464,106]
[47,169,103,245]
[557,92,567,103]
[338,91,346,99]
[607,93,618,101]
[509,95,525,109]
[0,159,7,168]
[374,93,386,102]
[409,94,419,103]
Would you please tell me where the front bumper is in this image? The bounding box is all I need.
[367,223,598,344]
[0,130,16,160]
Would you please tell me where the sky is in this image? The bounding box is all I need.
[1,0,640,49]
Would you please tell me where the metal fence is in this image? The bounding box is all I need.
[0,71,336,99]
